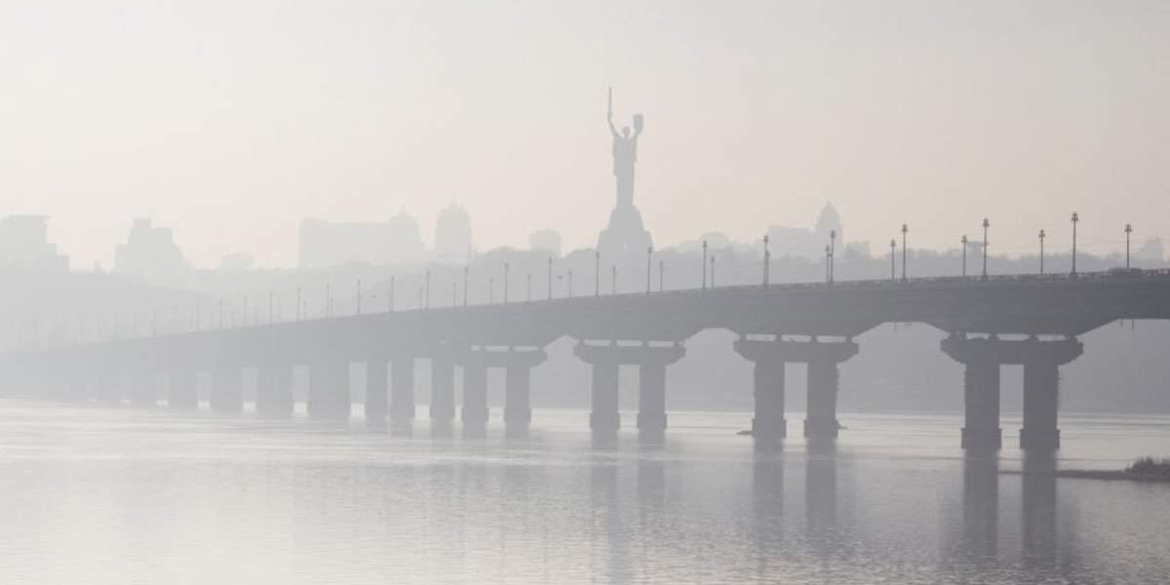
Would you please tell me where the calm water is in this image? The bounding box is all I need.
[2,401,1169,585]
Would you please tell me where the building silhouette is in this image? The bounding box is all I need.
[529,229,562,258]
[766,202,845,260]
[114,218,187,283]
[298,209,425,269]
[434,203,472,263]
[0,215,68,272]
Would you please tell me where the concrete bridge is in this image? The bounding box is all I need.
[4,269,1168,450]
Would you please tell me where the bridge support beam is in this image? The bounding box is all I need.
[734,340,788,439]
[504,350,548,433]
[461,362,488,427]
[942,335,1082,451]
[365,361,388,420]
[575,342,685,437]
[168,369,199,411]
[256,363,294,418]
[804,343,857,440]
[737,338,857,441]
[308,361,350,419]
[210,367,243,414]
[390,357,416,423]
[431,351,456,428]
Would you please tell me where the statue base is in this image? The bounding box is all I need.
[597,203,653,265]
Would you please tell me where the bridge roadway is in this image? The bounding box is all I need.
[4,269,1170,450]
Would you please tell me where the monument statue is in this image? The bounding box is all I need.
[596,88,653,262]
[608,88,643,209]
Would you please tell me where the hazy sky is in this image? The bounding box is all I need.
[2,1,1167,269]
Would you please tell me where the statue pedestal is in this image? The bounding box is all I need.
[597,203,652,263]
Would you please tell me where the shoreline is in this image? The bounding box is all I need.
[1001,469,1170,483]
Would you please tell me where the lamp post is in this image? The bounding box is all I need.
[763,234,770,288]
[1071,212,1080,275]
[488,277,494,305]
[659,260,664,292]
[547,257,553,300]
[981,218,989,280]
[1125,223,1133,268]
[702,240,708,291]
[1039,229,1046,274]
[901,224,908,281]
[611,265,617,295]
[527,273,532,302]
[568,269,573,299]
[646,245,653,295]
[829,229,837,284]
[961,235,968,277]
[889,239,896,281]
[504,262,509,305]
[710,256,716,288]
[824,245,831,283]
[594,250,600,297]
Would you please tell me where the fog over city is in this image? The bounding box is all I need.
[3,2,1170,585]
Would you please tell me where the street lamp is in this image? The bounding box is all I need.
[824,245,831,283]
[829,229,837,284]
[901,224,908,281]
[1039,229,1046,274]
[488,277,494,305]
[981,218,989,280]
[594,250,601,297]
[961,235,968,277]
[568,269,574,298]
[1071,212,1080,275]
[547,257,553,301]
[889,239,896,281]
[710,256,716,288]
[612,265,617,295]
[702,240,708,291]
[1125,223,1133,268]
[659,260,665,292]
[646,245,653,295]
[504,262,509,305]
[762,234,770,288]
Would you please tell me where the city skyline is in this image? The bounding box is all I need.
[4,1,1168,269]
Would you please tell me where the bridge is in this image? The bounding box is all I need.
[3,269,1168,450]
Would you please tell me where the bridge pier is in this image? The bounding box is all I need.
[128,371,158,408]
[942,335,1082,450]
[735,338,858,441]
[210,367,243,414]
[308,361,350,419]
[364,361,388,420]
[460,361,488,428]
[168,369,200,410]
[503,350,547,433]
[575,342,685,437]
[1020,340,1081,451]
[256,363,294,418]
[390,357,416,423]
[430,350,457,430]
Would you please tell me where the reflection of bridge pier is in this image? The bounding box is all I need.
[961,453,999,562]
[942,335,1082,450]
[735,337,858,441]
[574,341,684,438]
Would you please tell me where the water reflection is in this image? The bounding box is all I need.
[961,452,999,564]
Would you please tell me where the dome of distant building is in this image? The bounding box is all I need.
[434,203,472,262]
[814,201,843,244]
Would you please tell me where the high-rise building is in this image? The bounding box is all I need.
[0,215,69,272]
[114,218,188,284]
[434,203,472,262]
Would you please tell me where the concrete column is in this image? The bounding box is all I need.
[390,357,415,422]
[962,358,1002,450]
[636,362,667,434]
[590,360,620,434]
[308,361,350,419]
[129,372,158,408]
[256,364,294,418]
[751,361,786,439]
[504,364,532,429]
[431,354,456,424]
[460,362,488,426]
[804,357,840,440]
[365,361,388,420]
[210,367,244,414]
[168,369,200,410]
[1021,359,1060,450]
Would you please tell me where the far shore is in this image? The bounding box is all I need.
[1001,469,1170,483]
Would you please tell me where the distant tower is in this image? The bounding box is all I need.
[814,202,843,246]
[434,203,472,262]
[530,229,563,257]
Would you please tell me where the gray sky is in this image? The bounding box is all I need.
[2,0,1167,269]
